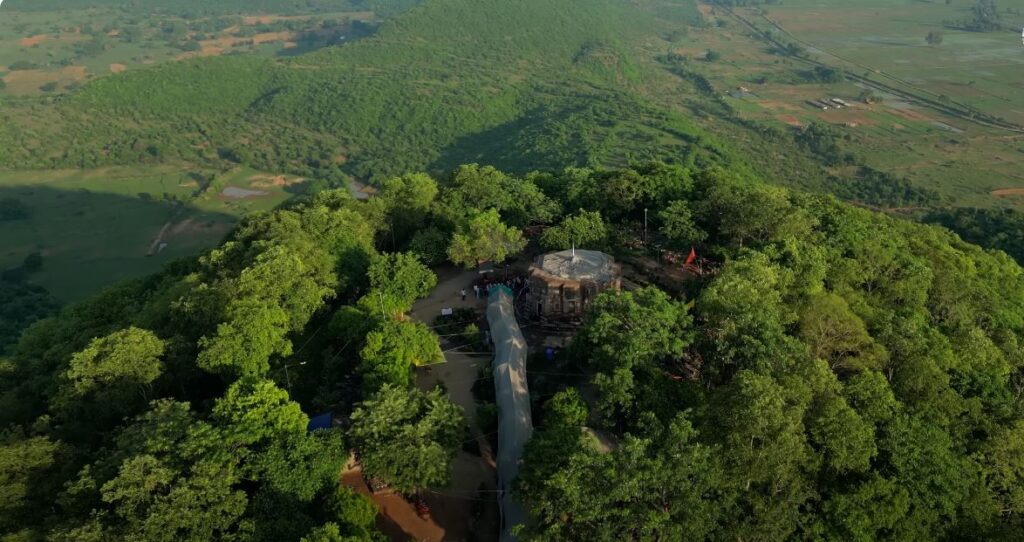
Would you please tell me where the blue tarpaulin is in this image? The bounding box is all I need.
[307,412,333,432]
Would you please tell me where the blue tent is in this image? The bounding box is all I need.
[307,412,333,432]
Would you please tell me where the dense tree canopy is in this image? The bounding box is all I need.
[540,209,608,251]
[1,161,1023,541]
[0,186,458,541]
[349,385,465,494]
[519,163,1024,541]
[447,209,527,268]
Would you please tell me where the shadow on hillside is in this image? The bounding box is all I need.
[429,94,708,178]
[0,184,239,303]
[428,106,592,177]
[275,22,380,57]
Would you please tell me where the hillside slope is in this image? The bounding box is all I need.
[0,0,721,183]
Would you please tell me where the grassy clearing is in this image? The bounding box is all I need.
[0,164,298,300]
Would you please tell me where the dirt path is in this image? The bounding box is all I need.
[146,221,172,256]
[411,266,499,542]
[346,266,499,541]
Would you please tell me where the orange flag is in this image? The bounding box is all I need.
[685,247,697,266]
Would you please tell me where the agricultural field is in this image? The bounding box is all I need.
[0,6,378,96]
[0,164,302,301]
[657,0,1024,209]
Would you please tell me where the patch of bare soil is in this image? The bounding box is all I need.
[888,105,932,122]
[248,174,303,188]
[109,63,128,73]
[777,114,802,127]
[20,34,48,47]
[61,65,87,79]
[992,188,1024,197]
[342,468,447,542]
[2,65,87,94]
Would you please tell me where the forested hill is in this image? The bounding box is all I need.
[2,160,1023,540]
[2,0,424,16]
[0,0,728,184]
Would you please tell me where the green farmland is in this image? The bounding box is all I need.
[0,165,301,301]
[664,0,1024,210]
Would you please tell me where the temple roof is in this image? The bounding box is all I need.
[532,249,617,283]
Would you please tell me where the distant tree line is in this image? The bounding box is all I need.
[945,0,1008,32]
[926,207,1024,265]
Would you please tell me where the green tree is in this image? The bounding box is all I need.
[250,430,346,501]
[659,200,706,249]
[100,458,250,542]
[798,293,886,373]
[359,320,442,393]
[301,522,363,542]
[700,174,815,249]
[447,209,526,267]
[407,227,449,266]
[697,253,795,377]
[212,378,307,449]
[437,164,558,228]
[879,414,974,539]
[520,408,727,541]
[197,298,292,377]
[577,287,693,372]
[369,173,439,243]
[349,385,465,494]
[820,474,910,541]
[539,209,608,250]
[807,395,877,473]
[324,486,378,539]
[575,287,693,419]
[64,327,165,402]
[974,421,1024,527]
[713,371,816,540]
[842,370,898,426]
[361,252,436,317]
[0,435,62,532]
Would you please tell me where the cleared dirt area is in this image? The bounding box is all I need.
[19,34,48,47]
[109,63,127,73]
[777,114,802,127]
[2,65,89,94]
[991,188,1024,197]
[334,268,501,541]
[178,32,298,59]
[341,469,448,542]
[248,174,304,188]
[207,31,296,48]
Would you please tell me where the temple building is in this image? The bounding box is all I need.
[527,249,621,318]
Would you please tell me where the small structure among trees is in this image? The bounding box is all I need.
[528,249,621,319]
